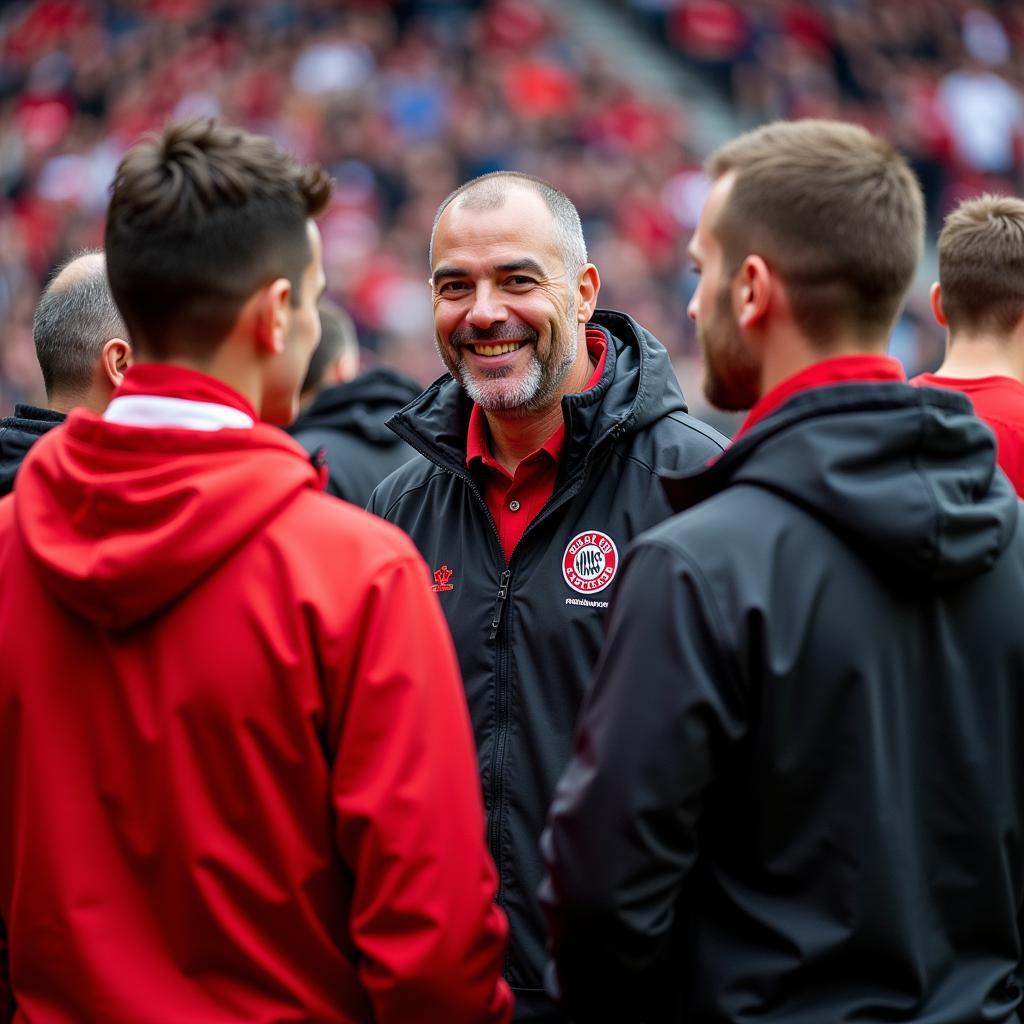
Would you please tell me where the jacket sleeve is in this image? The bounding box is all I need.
[327,549,513,1024]
[365,480,386,517]
[540,537,747,1023]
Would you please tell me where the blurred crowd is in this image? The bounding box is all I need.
[625,0,1024,223]
[4,0,1021,424]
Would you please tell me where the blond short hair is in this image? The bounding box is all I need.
[938,193,1024,336]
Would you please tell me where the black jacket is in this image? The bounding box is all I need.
[289,367,420,506]
[0,404,64,497]
[541,381,1024,1023]
[369,310,727,1021]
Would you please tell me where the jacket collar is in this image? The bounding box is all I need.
[386,309,687,485]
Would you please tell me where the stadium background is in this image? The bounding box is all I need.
[1,0,1021,435]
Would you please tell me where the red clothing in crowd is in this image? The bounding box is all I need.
[467,329,607,561]
[912,373,1024,496]
[0,366,512,1024]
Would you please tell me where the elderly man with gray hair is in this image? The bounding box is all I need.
[0,249,131,494]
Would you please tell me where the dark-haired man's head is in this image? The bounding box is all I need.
[299,301,360,405]
[688,119,924,410]
[104,118,332,424]
[932,194,1024,340]
[32,250,132,414]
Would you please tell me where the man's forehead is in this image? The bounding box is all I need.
[439,186,554,241]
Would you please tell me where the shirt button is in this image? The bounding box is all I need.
[509,500,521,512]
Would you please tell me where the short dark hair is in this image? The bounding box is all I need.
[706,119,924,344]
[105,118,332,359]
[32,250,127,399]
[301,300,358,395]
[938,193,1024,336]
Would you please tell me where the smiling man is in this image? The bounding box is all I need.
[369,171,726,1022]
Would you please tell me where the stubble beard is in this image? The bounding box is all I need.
[700,288,760,412]
[440,304,580,417]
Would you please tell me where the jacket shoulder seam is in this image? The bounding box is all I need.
[377,467,452,519]
[663,412,729,450]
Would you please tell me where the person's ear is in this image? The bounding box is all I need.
[735,255,771,330]
[575,264,601,324]
[101,337,132,390]
[255,278,292,355]
[930,281,948,328]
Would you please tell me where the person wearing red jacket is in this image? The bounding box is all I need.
[0,118,512,1024]
[912,193,1024,495]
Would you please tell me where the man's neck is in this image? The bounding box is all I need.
[758,332,889,397]
[484,340,595,475]
[48,389,106,416]
[934,334,1024,383]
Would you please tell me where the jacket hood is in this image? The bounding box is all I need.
[290,366,423,446]
[0,404,64,495]
[663,382,1019,585]
[14,410,322,628]
[386,308,687,471]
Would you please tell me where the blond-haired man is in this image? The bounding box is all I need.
[913,193,1024,494]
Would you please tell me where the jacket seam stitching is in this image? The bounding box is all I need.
[377,469,450,520]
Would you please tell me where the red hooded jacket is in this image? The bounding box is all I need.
[0,367,512,1024]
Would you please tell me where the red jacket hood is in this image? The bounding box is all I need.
[15,409,323,628]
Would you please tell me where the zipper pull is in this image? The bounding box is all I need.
[489,569,511,639]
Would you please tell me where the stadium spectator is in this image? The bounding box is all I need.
[0,119,512,1024]
[289,299,419,505]
[369,170,726,1022]
[913,194,1024,495]
[542,119,1024,1023]
[0,248,129,495]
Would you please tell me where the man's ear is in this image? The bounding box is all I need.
[575,264,601,324]
[930,281,948,328]
[255,278,293,355]
[735,255,771,330]
[100,337,132,390]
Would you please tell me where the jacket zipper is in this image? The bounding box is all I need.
[487,568,512,903]
[388,417,625,907]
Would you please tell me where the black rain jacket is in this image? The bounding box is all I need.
[289,367,420,506]
[542,380,1024,1024]
[369,310,727,1021]
[0,404,64,497]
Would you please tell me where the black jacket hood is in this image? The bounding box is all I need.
[663,381,1019,585]
[387,309,688,472]
[0,404,64,496]
[290,366,422,446]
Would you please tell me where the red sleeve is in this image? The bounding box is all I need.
[328,551,513,1024]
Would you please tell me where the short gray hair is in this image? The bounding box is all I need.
[32,250,127,398]
[430,171,588,283]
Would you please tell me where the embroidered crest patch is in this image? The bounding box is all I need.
[562,531,618,595]
[431,564,455,592]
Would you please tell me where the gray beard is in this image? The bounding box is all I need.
[446,312,580,416]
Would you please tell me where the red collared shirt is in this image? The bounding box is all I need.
[733,354,906,442]
[467,329,607,562]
